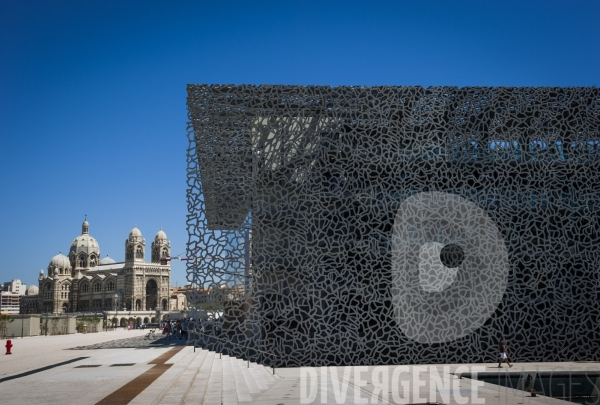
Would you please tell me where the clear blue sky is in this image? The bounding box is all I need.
[1,0,598,288]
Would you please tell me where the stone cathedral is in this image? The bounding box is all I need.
[22,219,171,314]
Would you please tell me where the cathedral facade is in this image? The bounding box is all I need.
[22,219,171,314]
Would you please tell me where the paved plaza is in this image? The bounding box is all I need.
[1,331,599,404]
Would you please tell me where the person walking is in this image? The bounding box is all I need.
[181,319,187,340]
[497,336,513,368]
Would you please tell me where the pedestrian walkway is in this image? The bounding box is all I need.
[128,348,593,405]
[129,347,280,405]
[1,332,599,404]
[0,329,148,378]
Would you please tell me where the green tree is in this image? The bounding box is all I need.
[41,317,49,336]
[0,314,14,339]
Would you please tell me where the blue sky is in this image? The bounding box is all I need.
[1,0,598,288]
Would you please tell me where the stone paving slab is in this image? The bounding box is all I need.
[2,332,599,405]
[0,330,148,378]
[264,362,600,405]
[0,345,170,405]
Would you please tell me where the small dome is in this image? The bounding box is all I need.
[26,285,39,296]
[129,226,142,239]
[49,253,71,269]
[100,255,116,265]
[155,229,167,240]
[39,269,44,277]
[81,217,90,234]
[155,228,168,242]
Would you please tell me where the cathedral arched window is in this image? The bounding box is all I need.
[79,255,86,268]
[82,284,89,293]
[90,255,97,267]
[93,282,101,292]
[126,246,133,261]
[136,246,143,259]
[161,248,168,258]
[44,283,52,299]
[106,281,115,291]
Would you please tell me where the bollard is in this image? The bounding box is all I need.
[5,339,13,355]
[531,389,537,397]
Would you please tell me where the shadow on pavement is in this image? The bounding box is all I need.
[67,335,191,350]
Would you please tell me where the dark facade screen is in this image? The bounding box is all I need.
[186,85,599,367]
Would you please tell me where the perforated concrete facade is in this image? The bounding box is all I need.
[186,85,600,367]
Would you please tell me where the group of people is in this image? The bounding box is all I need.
[160,319,189,340]
[156,320,514,368]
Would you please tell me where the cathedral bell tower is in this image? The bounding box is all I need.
[151,228,171,264]
[125,225,145,262]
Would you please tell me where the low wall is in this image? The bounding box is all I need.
[40,316,76,335]
[75,317,103,333]
[6,314,41,337]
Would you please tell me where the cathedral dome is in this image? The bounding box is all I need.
[100,255,116,265]
[49,253,71,269]
[70,219,100,255]
[26,285,39,296]
[70,234,100,255]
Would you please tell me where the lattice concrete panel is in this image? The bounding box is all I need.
[186,85,600,367]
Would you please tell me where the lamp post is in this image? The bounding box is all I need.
[155,305,161,328]
[113,293,119,331]
[43,312,48,336]
[66,303,71,335]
